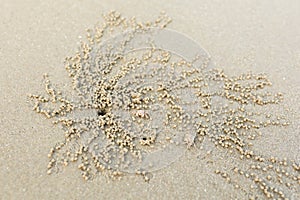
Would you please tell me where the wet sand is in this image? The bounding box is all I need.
[1,0,299,199]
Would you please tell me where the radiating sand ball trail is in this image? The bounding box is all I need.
[29,11,299,199]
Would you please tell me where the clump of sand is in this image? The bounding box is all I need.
[29,11,299,199]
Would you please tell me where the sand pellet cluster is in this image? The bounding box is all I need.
[29,11,299,199]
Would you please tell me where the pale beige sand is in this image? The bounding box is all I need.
[1,0,299,199]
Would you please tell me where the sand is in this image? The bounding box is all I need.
[1,0,299,199]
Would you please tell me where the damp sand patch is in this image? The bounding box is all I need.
[28,11,299,199]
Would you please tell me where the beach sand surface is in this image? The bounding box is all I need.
[0,0,299,199]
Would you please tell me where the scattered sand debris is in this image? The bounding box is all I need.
[29,11,299,199]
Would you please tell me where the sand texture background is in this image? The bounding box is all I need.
[0,0,299,199]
